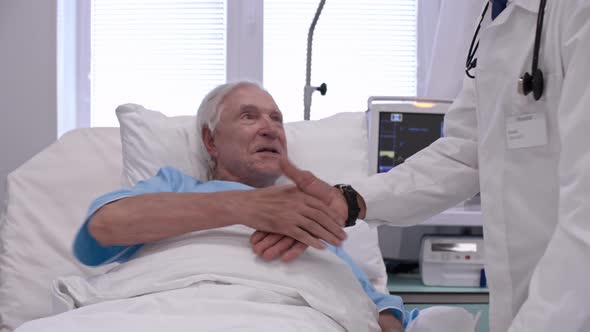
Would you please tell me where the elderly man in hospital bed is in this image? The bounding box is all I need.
[15,82,412,332]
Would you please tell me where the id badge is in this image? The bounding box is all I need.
[505,113,548,149]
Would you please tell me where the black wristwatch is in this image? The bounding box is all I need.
[334,184,360,227]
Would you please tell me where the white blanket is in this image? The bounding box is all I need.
[17,226,381,332]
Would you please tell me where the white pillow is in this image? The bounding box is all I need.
[117,103,208,187]
[0,129,123,331]
[116,104,388,292]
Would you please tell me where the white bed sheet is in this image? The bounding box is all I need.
[21,225,380,332]
[18,283,347,332]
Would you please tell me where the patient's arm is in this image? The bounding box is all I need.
[87,167,345,249]
[90,191,238,246]
[379,311,405,332]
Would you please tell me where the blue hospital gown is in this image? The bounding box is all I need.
[73,166,418,328]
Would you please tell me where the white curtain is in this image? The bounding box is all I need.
[417,0,484,100]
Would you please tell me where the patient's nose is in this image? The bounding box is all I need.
[260,126,279,139]
[259,116,280,139]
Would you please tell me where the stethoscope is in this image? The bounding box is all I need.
[465,0,548,100]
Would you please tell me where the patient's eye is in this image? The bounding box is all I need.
[243,111,259,119]
[271,112,283,124]
[240,109,260,124]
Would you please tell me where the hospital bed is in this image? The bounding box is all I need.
[0,104,480,331]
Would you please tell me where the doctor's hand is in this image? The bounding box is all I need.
[279,158,349,223]
[250,159,350,262]
[236,184,346,250]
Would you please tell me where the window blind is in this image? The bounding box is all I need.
[90,0,226,126]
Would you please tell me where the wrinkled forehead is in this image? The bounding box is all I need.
[219,85,281,117]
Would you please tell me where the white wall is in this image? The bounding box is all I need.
[0,0,57,210]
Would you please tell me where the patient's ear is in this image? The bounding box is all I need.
[202,127,217,158]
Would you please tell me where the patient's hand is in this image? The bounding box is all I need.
[378,311,405,332]
[250,231,308,262]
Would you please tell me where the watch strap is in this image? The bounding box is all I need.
[334,184,360,227]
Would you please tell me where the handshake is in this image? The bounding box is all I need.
[245,158,366,262]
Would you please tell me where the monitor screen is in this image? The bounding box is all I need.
[377,112,444,173]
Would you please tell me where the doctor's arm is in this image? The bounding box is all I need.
[508,4,590,332]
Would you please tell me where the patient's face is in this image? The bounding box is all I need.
[204,85,287,188]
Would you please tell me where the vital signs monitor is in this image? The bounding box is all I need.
[367,97,452,175]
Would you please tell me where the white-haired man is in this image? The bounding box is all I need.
[73,81,411,331]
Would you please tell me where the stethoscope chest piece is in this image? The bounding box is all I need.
[518,68,544,101]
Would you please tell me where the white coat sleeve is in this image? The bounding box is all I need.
[352,76,480,226]
[508,2,590,331]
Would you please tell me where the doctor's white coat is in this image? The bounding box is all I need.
[355,1,590,331]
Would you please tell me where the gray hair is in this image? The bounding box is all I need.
[196,81,264,180]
